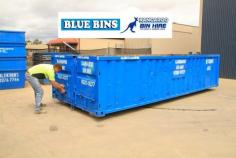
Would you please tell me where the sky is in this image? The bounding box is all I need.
[0,0,200,42]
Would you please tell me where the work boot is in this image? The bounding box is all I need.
[40,103,47,107]
[34,109,47,114]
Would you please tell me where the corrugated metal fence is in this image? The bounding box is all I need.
[201,0,236,79]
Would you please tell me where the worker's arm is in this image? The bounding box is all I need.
[50,80,65,93]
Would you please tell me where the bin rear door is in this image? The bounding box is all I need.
[75,59,98,112]
[53,72,74,104]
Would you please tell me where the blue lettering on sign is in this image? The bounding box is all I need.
[140,24,151,29]
[138,17,169,30]
[61,19,120,31]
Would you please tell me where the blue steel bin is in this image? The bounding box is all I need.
[0,30,25,44]
[52,54,77,104]
[0,58,26,90]
[73,54,220,117]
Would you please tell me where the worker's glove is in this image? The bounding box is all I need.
[60,88,66,94]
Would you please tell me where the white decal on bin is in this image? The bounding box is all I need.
[0,72,20,83]
[207,66,211,71]
[175,59,186,64]
[206,59,214,64]
[173,59,186,76]
[57,73,69,80]
[81,61,94,74]
[0,48,14,53]
[81,61,94,68]
[82,68,92,74]
[55,55,65,58]
[81,79,96,87]
[57,59,67,64]
[206,59,214,71]
[121,56,140,60]
[78,56,89,59]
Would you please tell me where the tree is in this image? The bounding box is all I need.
[26,40,32,44]
[32,39,42,44]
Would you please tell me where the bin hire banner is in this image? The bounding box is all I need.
[58,12,172,38]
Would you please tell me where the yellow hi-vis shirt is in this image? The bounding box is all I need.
[28,64,55,81]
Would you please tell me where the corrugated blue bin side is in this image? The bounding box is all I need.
[74,54,220,117]
[52,54,77,105]
[0,58,26,70]
[0,30,25,44]
[0,43,26,58]
[0,58,26,90]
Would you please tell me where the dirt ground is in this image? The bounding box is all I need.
[0,79,236,158]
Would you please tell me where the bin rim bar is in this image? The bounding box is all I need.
[0,58,27,61]
[76,54,220,61]
[0,30,25,33]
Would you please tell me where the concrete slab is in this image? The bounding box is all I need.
[0,79,236,158]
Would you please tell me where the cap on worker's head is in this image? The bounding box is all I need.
[54,64,62,70]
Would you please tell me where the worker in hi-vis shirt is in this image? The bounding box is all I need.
[27,64,65,114]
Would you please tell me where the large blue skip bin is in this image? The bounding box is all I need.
[0,30,26,89]
[0,30,25,44]
[53,54,220,117]
[51,54,77,104]
[0,58,26,90]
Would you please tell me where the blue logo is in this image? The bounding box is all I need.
[121,17,169,34]
[61,18,120,31]
[121,17,138,33]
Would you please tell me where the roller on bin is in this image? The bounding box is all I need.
[53,54,220,117]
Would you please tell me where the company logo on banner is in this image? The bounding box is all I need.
[58,12,172,38]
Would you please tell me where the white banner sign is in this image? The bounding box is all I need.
[58,12,172,38]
